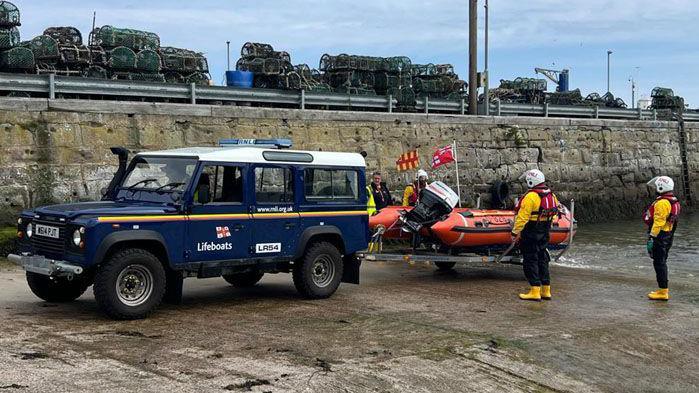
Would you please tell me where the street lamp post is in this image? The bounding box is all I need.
[607,50,613,93]
[483,0,489,116]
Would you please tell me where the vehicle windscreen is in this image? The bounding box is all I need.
[117,156,197,200]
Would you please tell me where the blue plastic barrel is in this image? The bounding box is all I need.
[226,70,254,88]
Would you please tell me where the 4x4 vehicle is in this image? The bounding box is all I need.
[10,139,368,319]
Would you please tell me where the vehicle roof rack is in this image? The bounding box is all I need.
[218,138,292,149]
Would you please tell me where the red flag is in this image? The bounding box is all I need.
[431,144,455,169]
[396,150,420,172]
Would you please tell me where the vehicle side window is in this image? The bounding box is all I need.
[305,168,358,200]
[196,165,244,204]
[255,167,294,203]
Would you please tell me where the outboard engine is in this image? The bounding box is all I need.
[400,181,459,233]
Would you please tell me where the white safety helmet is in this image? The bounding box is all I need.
[519,169,546,188]
[647,176,674,194]
[416,169,429,181]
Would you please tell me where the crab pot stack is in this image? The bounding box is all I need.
[23,27,92,76]
[159,47,210,85]
[0,1,34,73]
[236,42,294,89]
[489,77,547,104]
[546,89,584,106]
[583,92,627,109]
[293,64,332,93]
[650,87,685,112]
[411,63,466,101]
[89,25,164,82]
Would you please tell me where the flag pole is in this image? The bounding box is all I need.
[453,140,462,207]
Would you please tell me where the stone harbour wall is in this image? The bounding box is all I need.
[0,98,696,224]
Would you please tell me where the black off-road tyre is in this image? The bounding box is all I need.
[435,262,457,271]
[26,272,90,303]
[293,242,343,299]
[93,248,166,320]
[223,271,265,288]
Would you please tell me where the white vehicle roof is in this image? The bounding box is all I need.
[137,147,366,168]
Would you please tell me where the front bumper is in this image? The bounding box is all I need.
[7,253,84,277]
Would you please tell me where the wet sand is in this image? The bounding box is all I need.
[0,260,697,392]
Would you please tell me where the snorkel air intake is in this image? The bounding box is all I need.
[102,147,129,201]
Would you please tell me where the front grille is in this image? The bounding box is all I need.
[31,219,67,258]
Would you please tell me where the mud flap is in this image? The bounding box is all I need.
[341,253,361,285]
[164,270,184,305]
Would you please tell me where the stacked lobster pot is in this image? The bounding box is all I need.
[411,63,466,101]
[489,77,547,104]
[319,54,380,96]
[159,47,210,85]
[90,25,164,82]
[0,1,34,73]
[236,42,294,89]
[292,64,332,93]
[584,92,627,108]
[24,27,92,77]
[650,87,685,112]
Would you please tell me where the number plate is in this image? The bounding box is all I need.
[35,224,60,239]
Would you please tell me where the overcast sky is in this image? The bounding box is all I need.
[14,0,699,107]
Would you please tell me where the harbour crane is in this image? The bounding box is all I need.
[535,68,570,92]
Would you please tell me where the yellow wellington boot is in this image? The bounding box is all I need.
[648,288,669,301]
[541,285,552,300]
[519,286,542,301]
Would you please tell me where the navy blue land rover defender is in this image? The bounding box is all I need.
[10,139,368,319]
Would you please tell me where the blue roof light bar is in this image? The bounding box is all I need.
[218,138,293,149]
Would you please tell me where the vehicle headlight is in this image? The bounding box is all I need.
[26,223,32,238]
[73,227,85,246]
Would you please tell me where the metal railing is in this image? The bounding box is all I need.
[0,73,692,121]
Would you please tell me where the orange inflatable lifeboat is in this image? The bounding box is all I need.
[369,206,575,248]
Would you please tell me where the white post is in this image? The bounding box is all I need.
[452,140,462,207]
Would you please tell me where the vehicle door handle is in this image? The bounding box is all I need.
[233,224,244,232]
[284,222,296,229]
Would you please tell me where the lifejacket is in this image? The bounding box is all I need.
[643,193,681,227]
[515,185,559,222]
[406,182,421,206]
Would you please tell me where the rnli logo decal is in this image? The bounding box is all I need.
[216,226,231,239]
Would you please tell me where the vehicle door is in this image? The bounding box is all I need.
[250,165,300,257]
[185,163,251,262]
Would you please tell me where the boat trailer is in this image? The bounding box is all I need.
[362,200,575,270]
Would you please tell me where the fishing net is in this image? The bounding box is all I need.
[0,26,19,49]
[0,46,34,70]
[237,57,292,75]
[82,65,108,79]
[335,85,376,95]
[650,87,684,111]
[0,1,19,28]
[382,56,411,73]
[136,49,161,72]
[374,72,410,94]
[326,70,375,89]
[29,35,60,61]
[43,27,82,46]
[113,71,166,83]
[108,46,137,70]
[88,45,108,66]
[185,72,210,85]
[546,89,583,106]
[60,44,91,65]
[90,25,160,51]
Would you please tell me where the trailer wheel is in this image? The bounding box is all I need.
[93,248,166,320]
[293,241,343,299]
[223,271,264,288]
[435,262,456,271]
[26,272,90,303]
